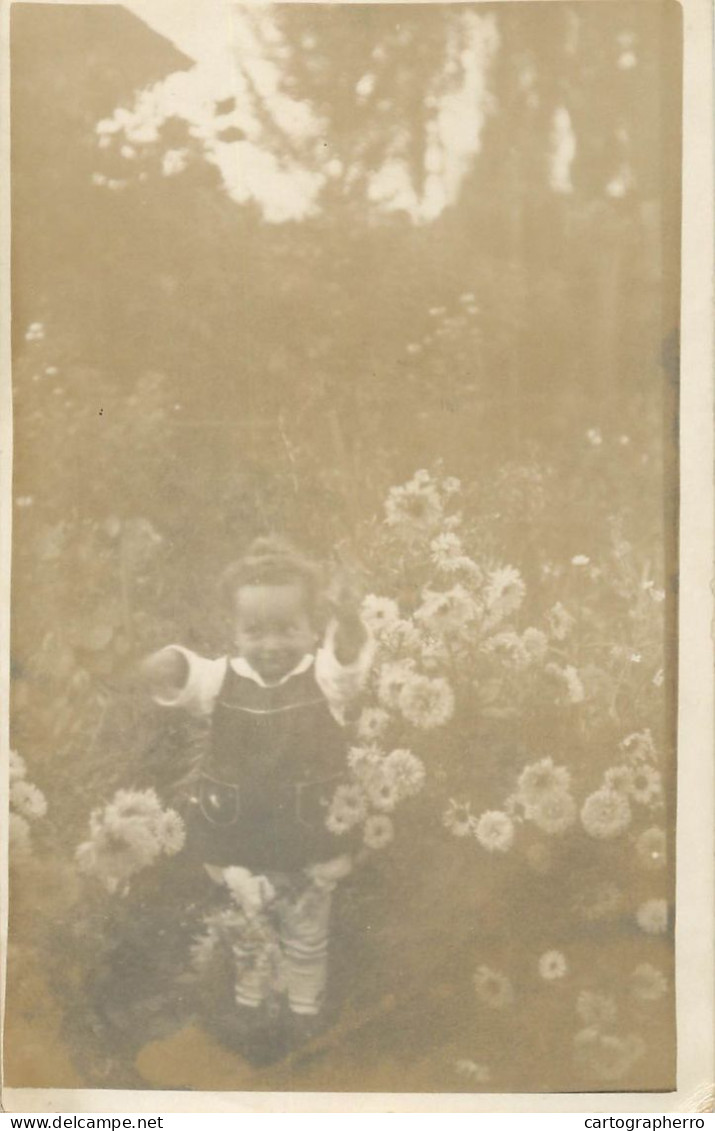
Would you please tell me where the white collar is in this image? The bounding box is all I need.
[228,652,315,688]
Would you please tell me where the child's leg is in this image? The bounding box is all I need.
[277,883,333,1016]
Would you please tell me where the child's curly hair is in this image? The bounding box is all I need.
[219,536,327,627]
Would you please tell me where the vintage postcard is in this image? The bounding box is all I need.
[1,0,712,1113]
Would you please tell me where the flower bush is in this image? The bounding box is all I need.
[10,460,672,1091]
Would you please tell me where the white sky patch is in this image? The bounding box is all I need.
[95,2,499,225]
[366,11,500,224]
[549,106,576,194]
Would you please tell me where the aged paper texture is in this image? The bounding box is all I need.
[1,0,712,1113]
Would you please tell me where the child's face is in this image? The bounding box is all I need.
[232,582,318,683]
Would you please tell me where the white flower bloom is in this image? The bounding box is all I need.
[581,788,632,839]
[384,478,443,532]
[473,965,514,1009]
[576,990,617,1027]
[399,674,455,730]
[377,659,417,708]
[347,745,384,781]
[430,532,464,568]
[474,810,514,853]
[364,766,400,813]
[415,585,479,637]
[571,555,590,566]
[516,758,572,810]
[629,764,663,807]
[326,784,367,833]
[538,950,567,980]
[635,826,667,870]
[363,814,394,850]
[528,790,578,836]
[636,899,668,935]
[10,780,48,821]
[631,963,668,1002]
[357,707,390,743]
[443,799,476,838]
[361,594,401,634]
[159,810,186,855]
[384,748,426,798]
[620,729,657,763]
[586,428,603,447]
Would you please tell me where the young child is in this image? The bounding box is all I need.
[141,536,373,1052]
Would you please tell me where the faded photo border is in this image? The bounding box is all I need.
[0,0,712,1114]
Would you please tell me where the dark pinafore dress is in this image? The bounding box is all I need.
[186,662,351,873]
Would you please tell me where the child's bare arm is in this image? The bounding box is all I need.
[138,648,189,700]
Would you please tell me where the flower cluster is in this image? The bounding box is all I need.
[75,789,185,894]
[326,747,426,851]
[9,750,48,864]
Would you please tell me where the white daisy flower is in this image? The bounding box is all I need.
[473,965,514,1009]
[528,791,578,836]
[635,826,667,870]
[363,814,394,850]
[415,585,479,637]
[361,594,401,634]
[516,758,572,810]
[636,899,668,935]
[538,950,568,980]
[326,784,367,833]
[365,767,400,813]
[484,566,526,617]
[620,729,657,763]
[377,659,417,709]
[443,799,476,838]
[10,779,47,821]
[357,707,390,743]
[398,674,455,730]
[384,748,426,798]
[474,810,514,853]
[580,788,632,839]
[629,764,663,807]
[631,963,668,1002]
[430,532,464,568]
[159,810,186,855]
[384,480,443,532]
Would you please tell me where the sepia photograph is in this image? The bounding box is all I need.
[5,0,687,1099]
